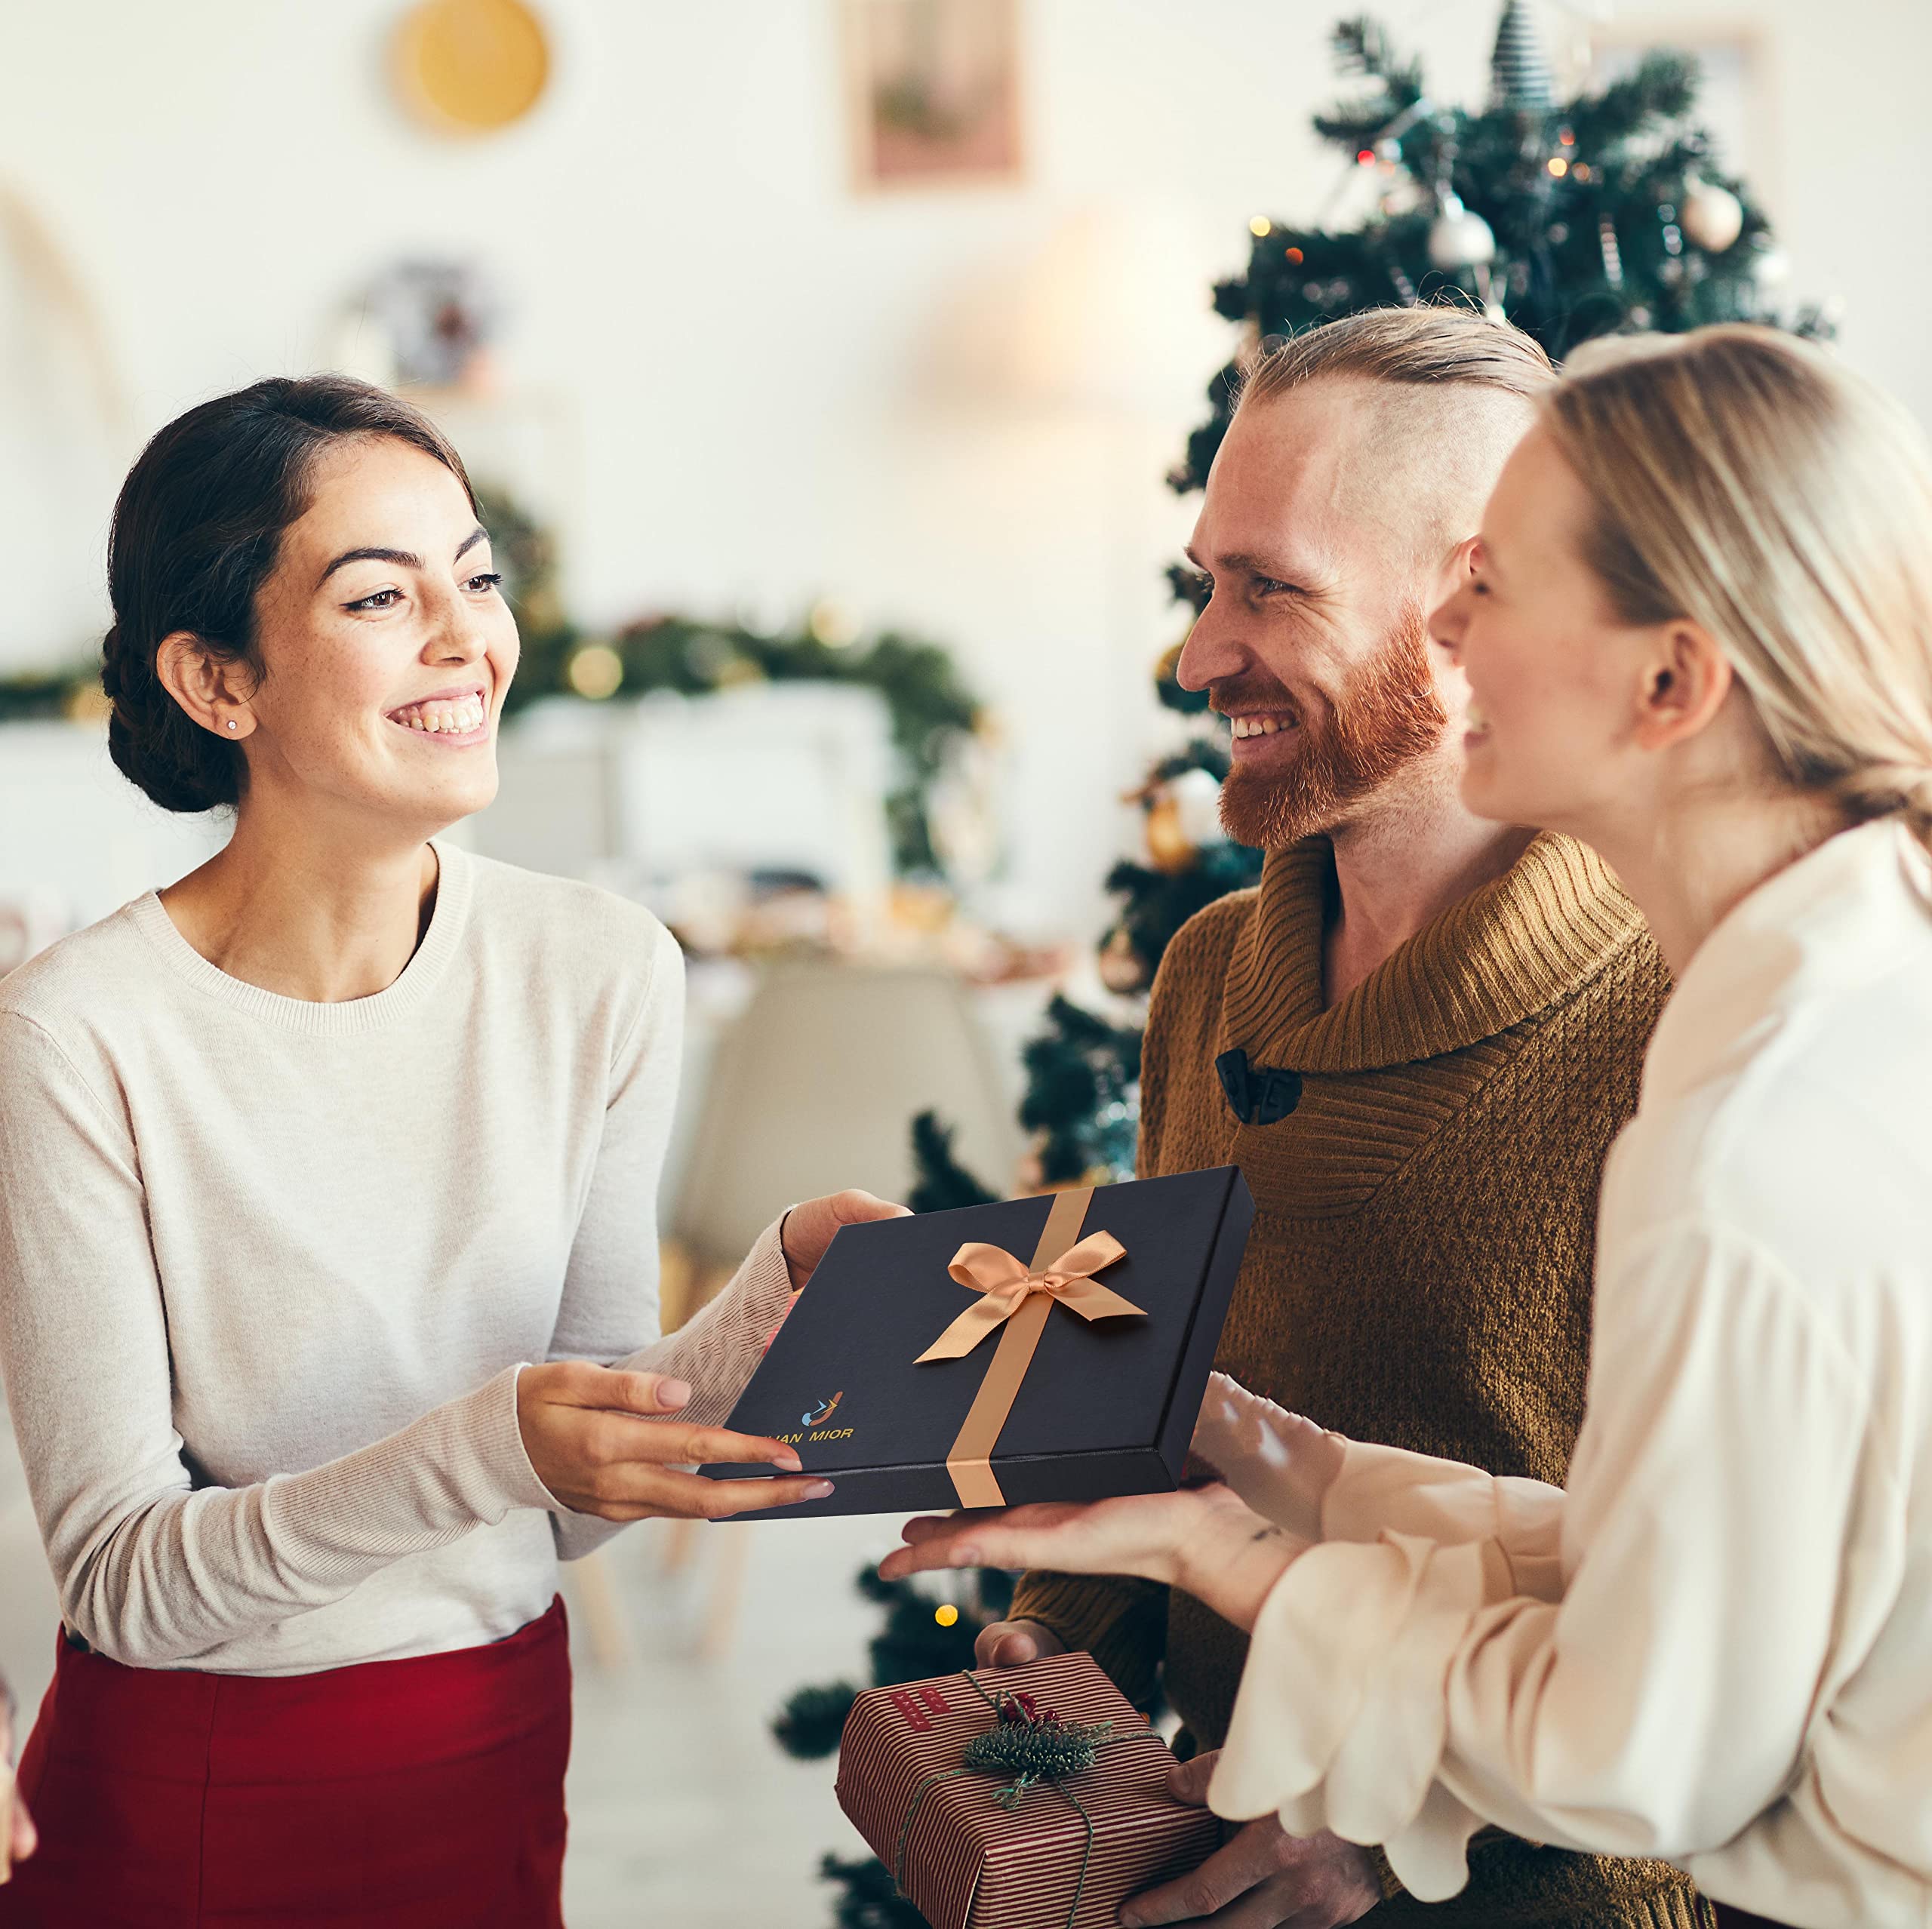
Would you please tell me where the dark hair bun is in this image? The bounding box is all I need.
[101,621,239,814]
[100,374,476,815]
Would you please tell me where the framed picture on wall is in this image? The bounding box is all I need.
[843,0,1024,192]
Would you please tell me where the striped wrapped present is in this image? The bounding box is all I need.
[837,1653,1219,1929]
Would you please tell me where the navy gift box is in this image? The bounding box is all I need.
[701,1167,1254,1519]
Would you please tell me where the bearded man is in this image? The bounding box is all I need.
[978,309,1709,1927]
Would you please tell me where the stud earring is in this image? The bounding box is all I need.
[226,720,239,732]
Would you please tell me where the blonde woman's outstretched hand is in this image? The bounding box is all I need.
[878,1482,1310,1635]
[0,1685,38,1882]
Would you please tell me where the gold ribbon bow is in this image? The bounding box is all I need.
[916,1187,1146,1508]
[916,1231,1143,1363]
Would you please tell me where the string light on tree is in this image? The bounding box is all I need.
[565,642,623,700]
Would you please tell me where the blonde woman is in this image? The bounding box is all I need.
[882,325,1932,1929]
[0,375,901,1926]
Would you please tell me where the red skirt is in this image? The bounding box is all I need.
[1,1595,571,1928]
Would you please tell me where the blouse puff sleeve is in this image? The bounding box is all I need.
[0,918,792,1664]
[1192,1218,1874,1904]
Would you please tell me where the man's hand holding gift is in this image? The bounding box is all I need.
[974,1616,1067,1671]
[891,1413,1379,1929]
[1113,1756,1380,1929]
[520,1189,908,1523]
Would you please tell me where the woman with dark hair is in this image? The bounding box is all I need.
[0,374,900,1925]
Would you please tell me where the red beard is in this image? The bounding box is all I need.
[1216,603,1448,851]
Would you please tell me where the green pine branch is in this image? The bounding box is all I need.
[907,1111,998,1214]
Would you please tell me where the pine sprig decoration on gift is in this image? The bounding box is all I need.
[961,1693,1116,1809]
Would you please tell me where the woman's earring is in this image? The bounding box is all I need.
[226,720,239,732]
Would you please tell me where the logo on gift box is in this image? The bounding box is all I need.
[777,1392,854,1448]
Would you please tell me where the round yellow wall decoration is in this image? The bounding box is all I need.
[393,0,551,136]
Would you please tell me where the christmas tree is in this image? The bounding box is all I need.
[1171,5,1831,500]
[804,11,1819,1920]
[908,1,1826,1214]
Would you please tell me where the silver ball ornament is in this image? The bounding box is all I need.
[1680,177,1744,254]
[1427,194,1497,271]
[1165,766,1228,851]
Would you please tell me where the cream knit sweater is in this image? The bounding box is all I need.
[0,841,792,1676]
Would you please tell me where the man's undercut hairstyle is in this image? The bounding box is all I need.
[1235,303,1555,414]
[1229,304,1555,575]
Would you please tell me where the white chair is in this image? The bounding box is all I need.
[672,959,1021,1268]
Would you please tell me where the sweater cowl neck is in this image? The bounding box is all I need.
[1221,832,1648,1074]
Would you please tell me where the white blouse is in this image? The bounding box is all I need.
[1197,820,1932,1928]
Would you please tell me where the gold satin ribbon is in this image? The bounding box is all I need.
[919,1187,1145,1508]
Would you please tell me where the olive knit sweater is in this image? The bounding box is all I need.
[1009,834,1709,1927]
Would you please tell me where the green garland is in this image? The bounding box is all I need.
[0,669,100,726]
[0,488,983,881]
[478,485,984,877]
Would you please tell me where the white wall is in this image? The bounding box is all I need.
[4,0,1928,934]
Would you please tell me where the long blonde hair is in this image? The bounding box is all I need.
[1543,325,1932,847]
